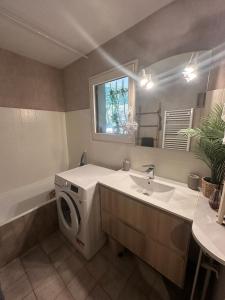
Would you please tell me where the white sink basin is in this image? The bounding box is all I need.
[99,169,199,221]
[129,174,174,200]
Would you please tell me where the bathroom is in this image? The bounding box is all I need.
[0,0,225,299]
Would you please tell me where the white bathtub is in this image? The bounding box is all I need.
[0,176,56,227]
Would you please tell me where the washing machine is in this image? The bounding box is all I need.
[55,164,114,260]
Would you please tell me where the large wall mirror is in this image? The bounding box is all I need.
[135,51,212,151]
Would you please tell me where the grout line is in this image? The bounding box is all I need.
[19,257,37,300]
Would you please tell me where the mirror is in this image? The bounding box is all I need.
[135,51,212,151]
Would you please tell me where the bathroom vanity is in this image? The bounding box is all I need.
[99,170,199,288]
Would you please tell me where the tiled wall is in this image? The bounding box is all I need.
[0,201,58,268]
[0,107,68,194]
[0,49,65,111]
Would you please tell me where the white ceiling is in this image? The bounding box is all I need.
[0,0,174,68]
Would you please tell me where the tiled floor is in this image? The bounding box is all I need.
[0,231,184,300]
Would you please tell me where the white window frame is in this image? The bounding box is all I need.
[89,60,138,144]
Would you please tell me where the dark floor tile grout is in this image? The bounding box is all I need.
[20,254,38,299]
[1,231,172,300]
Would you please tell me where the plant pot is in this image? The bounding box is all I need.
[209,188,222,210]
[202,177,218,198]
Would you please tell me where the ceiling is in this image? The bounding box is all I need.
[0,0,174,69]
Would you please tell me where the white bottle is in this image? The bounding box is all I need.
[122,159,131,171]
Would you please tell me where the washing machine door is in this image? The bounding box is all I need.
[57,191,81,236]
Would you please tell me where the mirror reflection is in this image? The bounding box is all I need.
[135,51,212,151]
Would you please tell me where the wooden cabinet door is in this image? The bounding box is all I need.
[143,238,186,287]
[157,212,191,256]
[100,186,158,238]
[100,185,191,288]
[101,211,145,258]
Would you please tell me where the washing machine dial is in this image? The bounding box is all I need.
[64,181,68,187]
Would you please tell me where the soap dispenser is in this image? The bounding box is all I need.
[80,151,87,166]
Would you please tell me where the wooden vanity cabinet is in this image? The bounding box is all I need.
[100,185,192,288]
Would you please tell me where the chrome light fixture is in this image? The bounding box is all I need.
[183,53,198,82]
[139,69,154,89]
[145,74,154,89]
[139,69,148,87]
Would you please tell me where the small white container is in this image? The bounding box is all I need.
[122,159,131,171]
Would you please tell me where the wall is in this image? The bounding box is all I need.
[0,48,65,111]
[66,109,210,183]
[0,49,68,194]
[0,201,58,267]
[64,0,225,182]
[64,0,225,111]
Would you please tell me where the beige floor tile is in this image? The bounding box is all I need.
[24,291,37,300]
[56,253,85,285]
[99,265,128,300]
[26,264,57,290]
[22,246,57,289]
[41,232,63,255]
[34,274,65,300]
[100,244,135,277]
[86,253,109,281]
[150,277,170,300]
[49,245,72,268]
[86,285,110,300]
[68,267,96,300]
[0,258,25,290]
[3,274,32,300]
[22,246,50,268]
[117,282,149,300]
[128,260,158,297]
[56,289,74,300]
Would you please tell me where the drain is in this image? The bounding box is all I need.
[143,192,150,196]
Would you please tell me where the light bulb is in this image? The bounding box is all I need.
[140,77,148,87]
[146,80,154,89]
[183,64,197,82]
[139,69,148,87]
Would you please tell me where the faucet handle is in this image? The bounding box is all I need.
[142,164,155,168]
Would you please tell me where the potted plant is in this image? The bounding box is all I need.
[181,104,225,198]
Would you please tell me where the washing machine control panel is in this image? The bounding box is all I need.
[70,184,79,193]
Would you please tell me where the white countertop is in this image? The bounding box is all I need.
[99,168,225,265]
[99,169,199,222]
[192,196,225,265]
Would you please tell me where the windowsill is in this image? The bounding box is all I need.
[92,132,135,144]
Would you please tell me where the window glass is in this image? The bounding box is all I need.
[95,76,129,134]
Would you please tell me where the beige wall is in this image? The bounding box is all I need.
[63,0,225,182]
[63,0,225,111]
[0,107,68,193]
[0,49,68,194]
[66,109,210,183]
[0,48,65,111]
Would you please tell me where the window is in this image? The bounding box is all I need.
[89,61,137,143]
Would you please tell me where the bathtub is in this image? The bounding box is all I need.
[0,176,56,227]
[0,177,58,267]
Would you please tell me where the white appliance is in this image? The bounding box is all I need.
[55,164,114,260]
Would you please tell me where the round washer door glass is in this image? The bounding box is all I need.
[58,191,80,236]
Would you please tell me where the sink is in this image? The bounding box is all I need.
[129,174,174,200]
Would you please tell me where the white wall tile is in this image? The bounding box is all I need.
[0,107,68,193]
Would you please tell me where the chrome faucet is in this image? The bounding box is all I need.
[142,164,155,180]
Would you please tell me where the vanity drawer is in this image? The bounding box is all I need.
[101,211,186,287]
[100,185,191,255]
[143,237,186,287]
[100,185,158,238]
[101,211,145,258]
